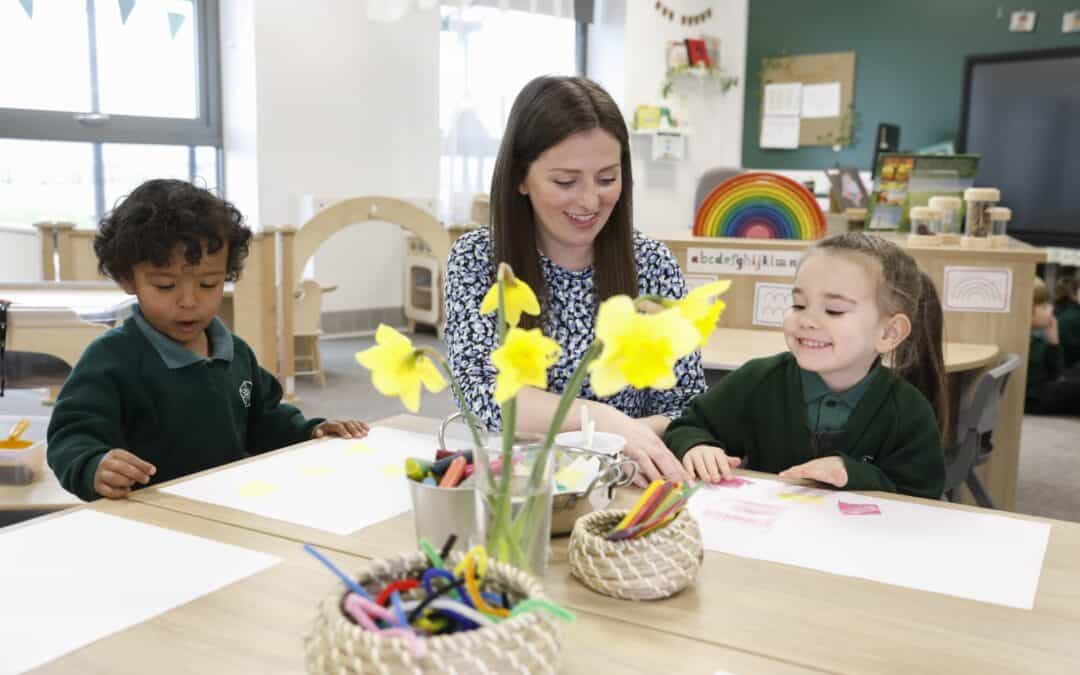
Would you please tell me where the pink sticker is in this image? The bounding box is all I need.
[838,501,881,515]
[715,477,751,488]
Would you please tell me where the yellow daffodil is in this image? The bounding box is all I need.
[490,327,562,404]
[480,263,541,327]
[588,296,699,397]
[355,324,446,412]
[676,279,732,346]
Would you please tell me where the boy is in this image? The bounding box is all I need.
[1026,277,1080,416]
[48,179,368,501]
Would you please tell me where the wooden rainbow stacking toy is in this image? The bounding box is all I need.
[693,172,826,240]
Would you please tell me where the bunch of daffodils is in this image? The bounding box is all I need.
[357,262,729,571]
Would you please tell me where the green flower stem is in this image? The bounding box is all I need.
[418,348,486,455]
[510,340,604,546]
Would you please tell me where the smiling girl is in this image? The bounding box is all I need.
[665,232,947,499]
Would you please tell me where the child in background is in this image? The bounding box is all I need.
[48,179,369,501]
[1026,277,1080,415]
[1053,276,1080,368]
[665,232,946,499]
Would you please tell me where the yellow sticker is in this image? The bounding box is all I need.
[239,480,278,497]
[348,442,376,455]
[301,466,335,477]
[378,464,405,477]
[778,493,825,504]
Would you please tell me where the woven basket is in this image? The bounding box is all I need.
[304,551,561,674]
[568,508,703,601]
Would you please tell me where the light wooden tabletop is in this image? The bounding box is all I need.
[703,327,1001,373]
[20,499,819,675]
[127,414,1080,675]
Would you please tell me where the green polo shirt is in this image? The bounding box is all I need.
[132,305,234,367]
[801,364,878,433]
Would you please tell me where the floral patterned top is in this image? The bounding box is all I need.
[443,228,707,431]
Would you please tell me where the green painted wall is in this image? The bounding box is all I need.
[742,0,1080,170]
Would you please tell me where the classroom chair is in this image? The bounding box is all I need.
[943,353,1021,508]
[693,167,742,215]
[293,279,326,387]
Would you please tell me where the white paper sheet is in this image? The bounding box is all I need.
[0,510,278,673]
[763,82,802,116]
[800,82,842,119]
[759,115,800,149]
[689,477,1050,609]
[160,427,441,534]
[943,266,1013,313]
[752,282,793,328]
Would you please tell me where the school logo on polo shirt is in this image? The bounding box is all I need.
[239,380,253,408]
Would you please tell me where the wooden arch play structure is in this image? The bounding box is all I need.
[275,197,452,395]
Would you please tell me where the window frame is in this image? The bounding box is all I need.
[0,0,222,148]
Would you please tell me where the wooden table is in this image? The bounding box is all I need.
[126,415,1080,675]
[18,498,815,674]
[703,327,1001,373]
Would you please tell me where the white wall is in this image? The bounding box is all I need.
[590,0,748,234]
[0,225,43,282]
[221,1,440,313]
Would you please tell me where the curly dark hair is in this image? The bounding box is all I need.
[94,179,252,282]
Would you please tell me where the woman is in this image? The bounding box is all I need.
[443,75,705,485]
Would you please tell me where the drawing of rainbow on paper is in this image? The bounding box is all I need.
[943,266,1012,313]
[753,282,794,327]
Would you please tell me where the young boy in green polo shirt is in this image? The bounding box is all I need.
[1026,277,1080,415]
[48,179,369,501]
[665,233,946,500]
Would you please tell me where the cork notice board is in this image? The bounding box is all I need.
[761,51,855,147]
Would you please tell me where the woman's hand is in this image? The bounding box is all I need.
[594,406,690,486]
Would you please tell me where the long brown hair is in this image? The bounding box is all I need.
[813,233,948,436]
[488,75,636,329]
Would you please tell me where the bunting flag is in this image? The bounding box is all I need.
[119,0,135,24]
[18,0,32,18]
[167,11,184,38]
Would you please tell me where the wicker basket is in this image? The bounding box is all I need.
[304,551,561,674]
[568,508,703,601]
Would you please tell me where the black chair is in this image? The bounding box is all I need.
[943,353,1021,508]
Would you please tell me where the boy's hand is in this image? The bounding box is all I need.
[312,420,370,440]
[1047,314,1060,346]
[779,456,848,487]
[682,444,742,483]
[94,449,156,499]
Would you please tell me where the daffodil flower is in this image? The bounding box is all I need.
[355,324,446,412]
[491,328,562,404]
[480,263,541,327]
[588,296,699,397]
[676,279,732,346]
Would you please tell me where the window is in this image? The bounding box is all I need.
[0,0,221,228]
[439,4,579,223]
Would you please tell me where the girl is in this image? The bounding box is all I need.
[443,75,705,486]
[664,232,947,499]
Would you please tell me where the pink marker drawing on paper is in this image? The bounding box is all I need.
[838,501,882,516]
[715,477,751,488]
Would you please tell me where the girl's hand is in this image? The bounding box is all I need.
[682,445,742,483]
[595,407,690,487]
[312,420,370,439]
[779,456,848,487]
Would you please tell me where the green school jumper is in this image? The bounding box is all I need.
[664,353,945,499]
[1026,330,1064,407]
[47,308,323,501]
[1054,301,1080,368]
